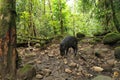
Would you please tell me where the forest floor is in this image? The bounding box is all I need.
[17,38,119,80]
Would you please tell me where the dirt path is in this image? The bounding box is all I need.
[17,41,116,80]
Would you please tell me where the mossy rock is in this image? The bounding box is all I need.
[76,32,85,39]
[17,64,36,80]
[34,43,41,48]
[94,32,103,36]
[93,37,102,42]
[89,39,97,44]
[92,75,112,80]
[94,31,110,36]
[103,32,120,45]
[114,47,120,60]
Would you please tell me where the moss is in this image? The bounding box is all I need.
[17,64,36,80]
[93,37,102,42]
[19,64,32,73]
[94,31,110,36]
[89,39,97,44]
[92,75,112,80]
[103,32,120,44]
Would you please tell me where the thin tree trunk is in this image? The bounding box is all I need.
[29,0,34,36]
[104,0,111,31]
[72,15,75,36]
[33,23,37,37]
[58,0,64,34]
[0,0,17,79]
[43,0,46,14]
[48,0,57,35]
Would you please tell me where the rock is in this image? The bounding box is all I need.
[25,52,36,58]
[112,68,120,72]
[43,76,54,80]
[94,31,110,36]
[84,47,94,54]
[41,52,45,55]
[44,50,48,54]
[17,64,36,80]
[101,48,109,53]
[92,75,112,80]
[101,64,112,72]
[93,37,102,42]
[115,40,120,46]
[36,74,43,79]
[63,59,68,64]
[94,52,103,58]
[27,60,35,65]
[107,59,115,66]
[76,32,85,39]
[69,62,77,67]
[94,48,109,54]
[65,68,72,73]
[114,61,120,69]
[76,72,82,76]
[25,48,31,54]
[43,69,51,73]
[113,71,119,78]
[91,66,104,72]
[78,66,83,72]
[94,48,110,58]
[42,69,51,76]
[103,32,120,45]
[34,43,41,48]
[114,47,120,60]
[48,53,54,57]
[35,60,42,64]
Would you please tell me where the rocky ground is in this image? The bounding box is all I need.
[17,39,120,80]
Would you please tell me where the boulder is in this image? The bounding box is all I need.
[103,32,120,45]
[92,75,112,80]
[76,32,85,39]
[17,64,36,80]
[34,43,41,48]
[114,47,120,60]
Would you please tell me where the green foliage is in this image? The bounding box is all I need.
[16,0,120,42]
[77,0,94,13]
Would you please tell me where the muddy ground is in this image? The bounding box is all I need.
[17,39,119,80]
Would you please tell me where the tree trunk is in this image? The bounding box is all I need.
[43,0,46,14]
[58,0,64,34]
[104,0,109,31]
[29,0,34,37]
[72,15,75,36]
[110,0,120,32]
[48,0,57,35]
[33,23,37,37]
[0,0,17,79]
